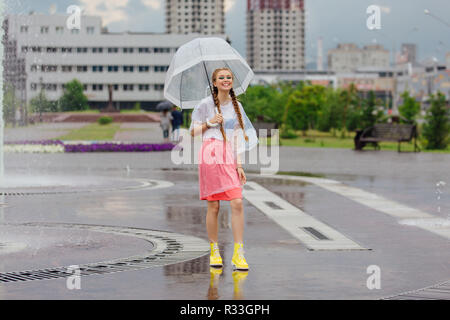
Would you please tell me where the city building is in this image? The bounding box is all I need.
[328,43,390,73]
[399,43,417,65]
[447,52,450,70]
[246,0,305,71]
[252,70,337,88]
[3,13,226,110]
[165,0,225,35]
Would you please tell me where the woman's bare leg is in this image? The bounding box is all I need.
[206,200,220,243]
[230,198,244,243]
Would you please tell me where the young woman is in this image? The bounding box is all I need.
[190,68,258,270]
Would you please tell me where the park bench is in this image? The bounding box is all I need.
[253,115,278,138]
[253,122,278,137]
[354,122,420,152]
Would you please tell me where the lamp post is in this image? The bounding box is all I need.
[424,9,450,29]
[39,77,43,122]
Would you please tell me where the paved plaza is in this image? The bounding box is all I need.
[0,123,449,299]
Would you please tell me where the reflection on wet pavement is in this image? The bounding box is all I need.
[1,162,449,299]
[166,206,230,229]
[232,271,249,300]
[208,267,222,300]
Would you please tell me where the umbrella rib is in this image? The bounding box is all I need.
[198,41,214,99]
[179,70,184,109]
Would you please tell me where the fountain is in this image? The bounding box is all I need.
[0,0,4,181]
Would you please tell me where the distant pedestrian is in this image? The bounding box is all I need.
[160,110,173,142]
[171,106,183,142]
[14,108,21,127]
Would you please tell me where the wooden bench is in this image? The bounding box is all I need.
[354,123,420,152]
[253,122,278,137]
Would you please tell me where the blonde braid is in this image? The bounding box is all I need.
[230,88,249,142]
[212,86,227,142]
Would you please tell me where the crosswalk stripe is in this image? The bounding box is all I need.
[243,181,368,251]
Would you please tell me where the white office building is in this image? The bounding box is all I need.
[3,13,226,110]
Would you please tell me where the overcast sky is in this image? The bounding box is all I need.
[5,0,450,66]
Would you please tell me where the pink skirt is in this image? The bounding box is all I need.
[198,138,242,201]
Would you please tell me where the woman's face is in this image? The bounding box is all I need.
[214,70,233,92]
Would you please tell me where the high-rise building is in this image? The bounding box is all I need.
[166,0,225,35]
[247,0,305,71]
[328,43,389,73]
[447,52,450,70]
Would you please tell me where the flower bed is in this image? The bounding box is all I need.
[3,140,176,153]
[64,142,175,152]
[4,144,65,153]
[5,140,64,145]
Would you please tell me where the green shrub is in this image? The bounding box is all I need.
[98,116,113,125]
[280,127,298,139]
[422,92,450,150]
[133,102,141,111]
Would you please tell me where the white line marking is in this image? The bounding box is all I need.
[243,181,368,251]
[255,175,450,241]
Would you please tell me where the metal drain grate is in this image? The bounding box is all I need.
[264,201,283,210]
[0,179,165,196]
[302,227,331,241]
[243,185,254,191]
[0,223,209,283]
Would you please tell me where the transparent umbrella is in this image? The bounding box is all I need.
[163,37,254,109]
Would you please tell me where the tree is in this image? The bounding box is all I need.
[398,91,420,123]
[361,91,378,129]
[3,82,19,124]
[30,89,58,113]
[59,79,89,111]
[422,92,449,150]
[283,85,325,136]
[317,87,343,133]
[341,84,363,133]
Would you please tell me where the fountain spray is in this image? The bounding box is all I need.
[0,0,4,181]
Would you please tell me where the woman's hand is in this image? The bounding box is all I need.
[237,167,246,185]
[210,113,223,124]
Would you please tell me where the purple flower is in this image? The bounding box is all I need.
[63,142,176,153]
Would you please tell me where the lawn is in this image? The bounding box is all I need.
[56,123,121,141]
[261,129,450,153]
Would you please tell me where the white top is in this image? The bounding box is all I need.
[189,95,258,154]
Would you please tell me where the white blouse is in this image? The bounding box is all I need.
[189,95,258,154]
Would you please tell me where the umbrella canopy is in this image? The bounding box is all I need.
[164,37,254,109]
[156,100,173,111]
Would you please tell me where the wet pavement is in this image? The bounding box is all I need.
[0,126,449,299]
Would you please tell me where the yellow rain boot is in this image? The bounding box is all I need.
[231,243,249,271]
[210,242,223,267]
